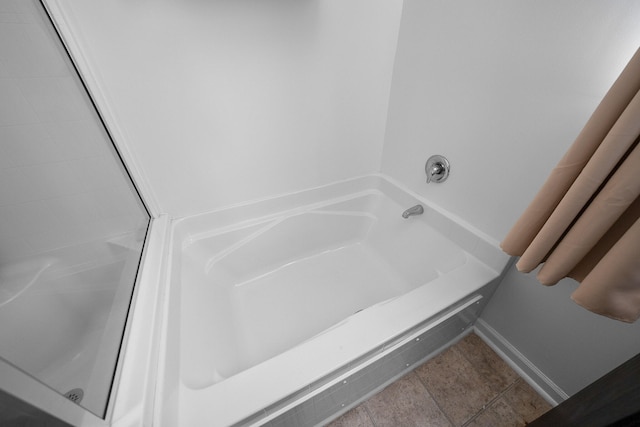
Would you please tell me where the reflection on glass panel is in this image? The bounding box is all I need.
[0,0,150,418]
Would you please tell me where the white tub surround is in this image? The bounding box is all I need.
[156,174,509,427]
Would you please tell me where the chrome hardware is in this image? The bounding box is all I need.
[402,204,424,219]
[425,155,450,183]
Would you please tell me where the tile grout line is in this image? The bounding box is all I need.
[461,378,522,427]
[500,378,542,423]
[362,402,378,427]
[413,368,458,427]
[455,334,522,426]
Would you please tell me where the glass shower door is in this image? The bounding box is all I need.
[0,0,150,419]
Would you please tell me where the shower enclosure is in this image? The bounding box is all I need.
[0,0,150,421]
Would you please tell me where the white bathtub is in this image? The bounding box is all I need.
[157,174,509,427]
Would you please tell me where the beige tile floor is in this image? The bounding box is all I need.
[325,333,552,427]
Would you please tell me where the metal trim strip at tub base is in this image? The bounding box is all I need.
[234,279,499,427]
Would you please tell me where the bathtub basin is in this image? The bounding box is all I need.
[157,174,509,426]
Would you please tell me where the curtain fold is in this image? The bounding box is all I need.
[501,47,640,323]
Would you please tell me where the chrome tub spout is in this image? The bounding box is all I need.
[402,204,424,219]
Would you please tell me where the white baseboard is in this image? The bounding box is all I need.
[474,319,569,406]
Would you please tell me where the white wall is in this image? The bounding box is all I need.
[53,0,403,218]
[382,0,640,241]
[481,267,640,396]
[383,0,640,398]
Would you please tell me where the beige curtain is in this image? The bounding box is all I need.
[501,47,640,323]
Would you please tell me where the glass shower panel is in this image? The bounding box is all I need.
[0,0,150,418]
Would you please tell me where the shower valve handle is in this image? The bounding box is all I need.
[425,155,450,184]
